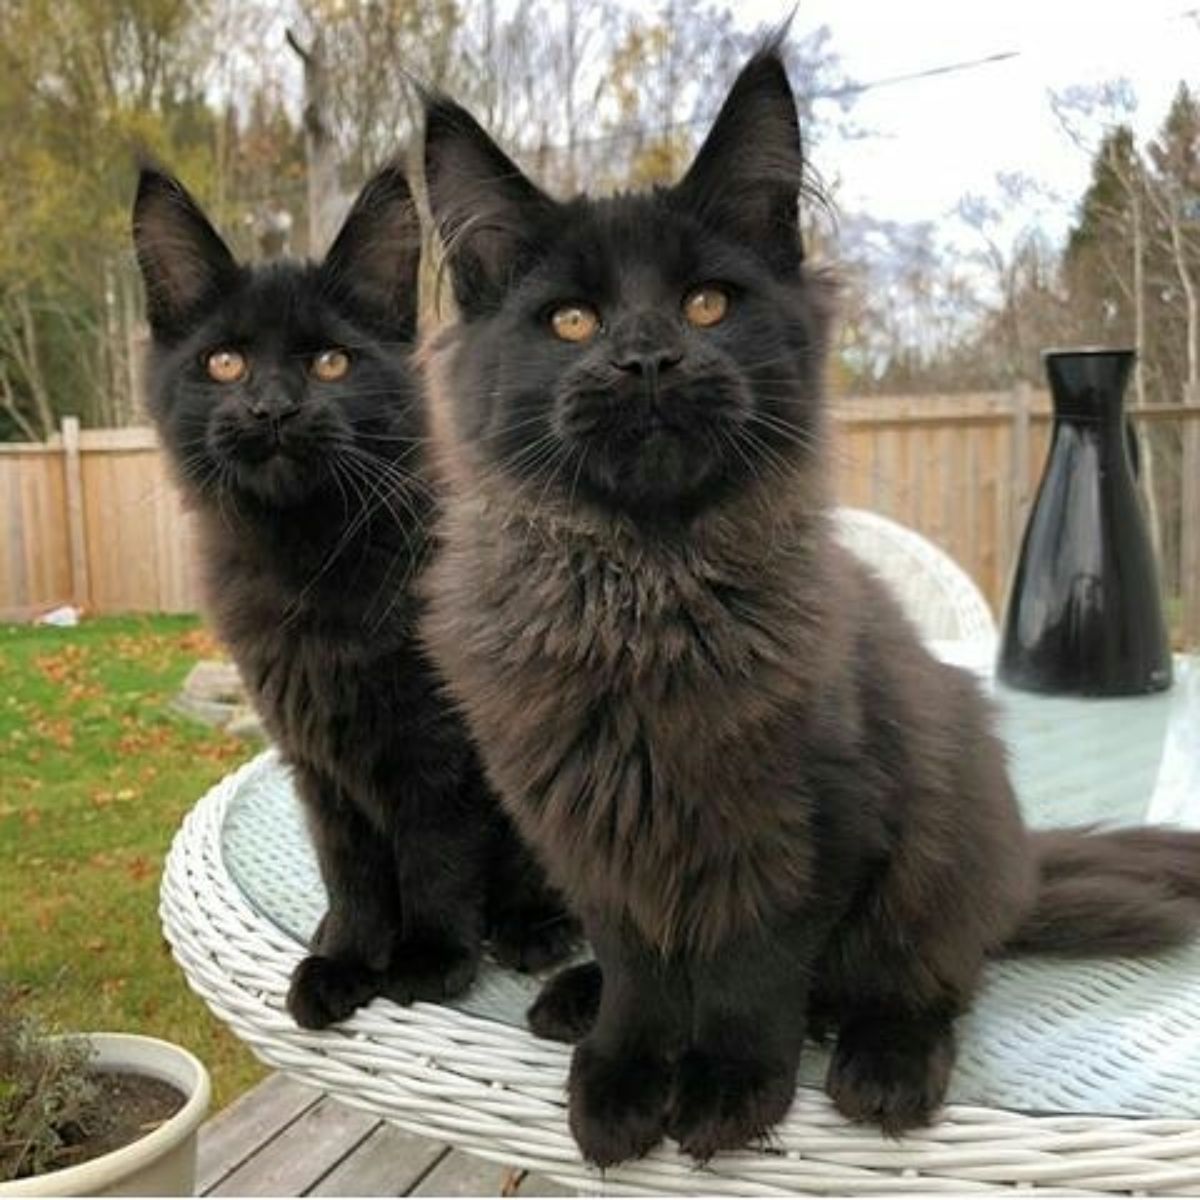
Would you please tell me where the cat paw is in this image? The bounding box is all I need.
[665,1049,796,1161]
[826,1016,955,1135]
[491,909,583,973]
[287,954,381,1029]
[382,937,480,1005]
[527,962,602,1043]
[568,1039,671,1166]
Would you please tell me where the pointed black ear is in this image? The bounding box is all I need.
[422,95,553,314]
[132,166,238,339]
[321,163,421,340]
[673,48,806,274]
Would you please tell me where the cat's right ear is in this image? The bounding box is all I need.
[673,47,806,275]
[322,163,421,340]
[422,96,552,315]
[132,167,238,340]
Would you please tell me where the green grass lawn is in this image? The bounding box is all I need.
[0,614,267,1111]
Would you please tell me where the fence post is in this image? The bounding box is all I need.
[61,416,90,610]
[1009,382,1032,559]
[1182,387,1200,649]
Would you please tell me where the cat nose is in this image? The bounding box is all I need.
[247,390,299,421]
[611,348,684,376]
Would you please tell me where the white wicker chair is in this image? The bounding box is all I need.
[832,507,997,643]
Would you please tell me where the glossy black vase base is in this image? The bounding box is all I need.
[997,658,1173,698]
[997,349,1173,698]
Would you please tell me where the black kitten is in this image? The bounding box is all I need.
[418,47,1200,1165]
[133,164,577,1029]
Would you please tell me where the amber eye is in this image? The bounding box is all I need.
[311,349,351,382]
[683,286,729,328]
[549,304,600,343]
[206,349,247,384]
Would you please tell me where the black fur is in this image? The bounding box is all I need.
[132,164,577,1029]
[418,44,1200,1166]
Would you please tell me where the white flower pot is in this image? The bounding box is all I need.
[0,1033,211,1197]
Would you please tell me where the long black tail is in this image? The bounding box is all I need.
[1003,827,1200,956]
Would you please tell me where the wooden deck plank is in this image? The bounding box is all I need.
[410,1150,513,1196]
[198,1075,323,1194]
[198,1075,576,1197]
[208,1095,380,1197]
[510,1170,576,1196]
[308,1123,448,1196]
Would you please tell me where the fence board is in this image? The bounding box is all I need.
[0,448,71,618]
[1181,410,1200,646]
[62,416,89,607]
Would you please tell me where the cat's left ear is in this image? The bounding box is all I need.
[673,47,806,274]
[322,163,421,339]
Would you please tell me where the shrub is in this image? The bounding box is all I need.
[0,983,101,1181]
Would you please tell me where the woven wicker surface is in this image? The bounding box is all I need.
[162,654,1200,1194]
[163,745,1200,1195]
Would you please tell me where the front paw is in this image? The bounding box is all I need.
[568,1039,671,1166]
[382,937,480,1005]
[826,1015,955,1135]
[666,1048,797,1160]
[287,954,381,1029]
[527,962,602,1043]
[492,909,583,973]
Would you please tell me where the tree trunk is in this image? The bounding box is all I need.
[1167,191,1200,388]
[287,28,338,256]
[562,0,579,192]
[1129,181,1163,559]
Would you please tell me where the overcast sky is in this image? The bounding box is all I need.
[740,0,1200,242]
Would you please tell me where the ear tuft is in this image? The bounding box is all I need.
[673,46,806,273]
[422,96,552,314]
[132,168,238,339]
[321,162,421,339]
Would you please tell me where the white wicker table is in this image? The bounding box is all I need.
[161,650,1200,1195]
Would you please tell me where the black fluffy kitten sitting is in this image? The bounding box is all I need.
[418,49,1200,1165]
[133,164,576,1029]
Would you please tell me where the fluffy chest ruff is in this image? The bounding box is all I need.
[423,482,838,955]
[195,510,456,806]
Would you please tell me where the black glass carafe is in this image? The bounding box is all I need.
[997,348,1173,695]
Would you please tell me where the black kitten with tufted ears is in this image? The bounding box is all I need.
[418,44,1200,1166]
[133,163,578,1030]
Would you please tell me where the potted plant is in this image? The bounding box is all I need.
[0,986,210,1197]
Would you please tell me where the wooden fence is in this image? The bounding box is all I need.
[1,421,200,621]
[4,397,1199,645]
